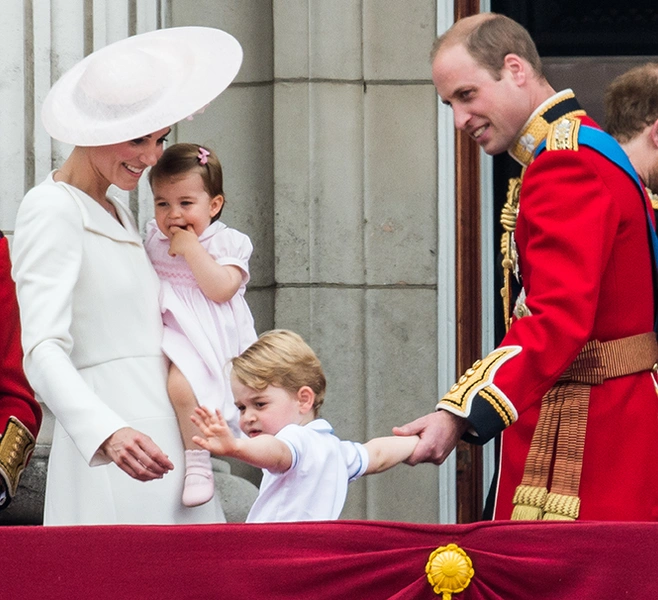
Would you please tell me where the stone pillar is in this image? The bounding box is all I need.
[272,0,441,521]
[172,0,276,335]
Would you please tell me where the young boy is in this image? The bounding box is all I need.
[191,329,419,522]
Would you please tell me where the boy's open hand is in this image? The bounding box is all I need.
[191,405,238,457]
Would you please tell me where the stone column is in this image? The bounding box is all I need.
[272,0,441,521]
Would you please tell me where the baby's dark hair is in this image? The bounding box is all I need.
[149,143,225,221]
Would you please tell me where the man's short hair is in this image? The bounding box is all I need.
[605,63,658,143]
[231,329,326,414]
[430,13,543,81]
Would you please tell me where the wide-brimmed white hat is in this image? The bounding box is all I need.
[41,26,242,146]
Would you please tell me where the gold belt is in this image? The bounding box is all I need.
[511,331,658,521]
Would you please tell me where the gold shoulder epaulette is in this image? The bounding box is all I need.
[545,116,580,152]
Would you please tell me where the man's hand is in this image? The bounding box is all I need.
[101,427,174,481]
[392,410,469,466]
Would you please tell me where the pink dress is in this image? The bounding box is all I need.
[145,219,257,435]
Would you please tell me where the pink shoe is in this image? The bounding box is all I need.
[182,449,215,507]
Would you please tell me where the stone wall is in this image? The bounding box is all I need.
[173,0,442,522]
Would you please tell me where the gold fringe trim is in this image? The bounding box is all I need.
[542,512,576,521]
[511,504,544,521]
[511,484,547,520]
[541,492,580,521]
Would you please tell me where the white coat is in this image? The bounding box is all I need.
[12,173,225,525]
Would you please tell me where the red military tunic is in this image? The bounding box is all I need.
[438,91,658,521]
[0,232,41,508]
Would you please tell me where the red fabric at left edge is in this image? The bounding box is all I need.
[5,520,658,599]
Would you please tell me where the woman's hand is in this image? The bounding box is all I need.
[101,427,174,481]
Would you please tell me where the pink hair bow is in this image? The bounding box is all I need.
[197,147,210,165]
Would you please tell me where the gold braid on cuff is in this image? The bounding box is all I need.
[0,416,36,498]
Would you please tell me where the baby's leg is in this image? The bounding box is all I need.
[167,362,202,450]
[167,363,215,507]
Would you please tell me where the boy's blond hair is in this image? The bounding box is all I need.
[231,330,326,415]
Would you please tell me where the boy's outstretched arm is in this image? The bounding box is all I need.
[363,435,420,475]
[191,406,293,473]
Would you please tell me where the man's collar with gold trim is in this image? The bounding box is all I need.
[509,89,586,167]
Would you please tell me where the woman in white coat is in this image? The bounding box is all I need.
[11,27,243,525]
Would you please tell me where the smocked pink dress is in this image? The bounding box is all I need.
[145,219,257,435]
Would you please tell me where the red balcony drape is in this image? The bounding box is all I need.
[6,520,658,599]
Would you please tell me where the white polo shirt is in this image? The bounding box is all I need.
[246,418,369,523]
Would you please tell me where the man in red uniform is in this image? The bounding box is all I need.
[0,231,41,509]
[395,13,658,521]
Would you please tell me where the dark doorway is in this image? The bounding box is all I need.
[492,1,658,57]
